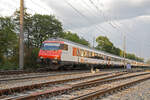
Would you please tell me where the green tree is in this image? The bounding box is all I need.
[146,59,150,64]
[31,14,63,48]
[125,53,144,62]
[126,53,136,60]
[0,17,18,65]
[96,36,120,55]
[14,9,36,48]
[96,36,113,52]
[112,47,121,56]
[14,10,63,48]
[62,31,90,46]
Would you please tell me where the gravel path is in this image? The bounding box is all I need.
[102,79,150,100]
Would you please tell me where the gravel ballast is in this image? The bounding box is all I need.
[102,79,150,100]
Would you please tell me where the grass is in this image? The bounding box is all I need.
[0,63,18,70]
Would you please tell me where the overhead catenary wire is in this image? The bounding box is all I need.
[63,0,110,36]
[92,0,150,57]
[88,0,122,34]
[96,0,150,47]
[29,0,119,43]
[112,21,150,47]
[85,0,150,58]
[28,0,103,46]
[27,0,93,41]
[80,0,113,35]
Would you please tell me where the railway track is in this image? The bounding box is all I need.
[2,71,150,100]
[0,70,33,75]
[0,71,112,90]
[0,66,89,75]
[0,71,126,100]
[0,70,91,82]
[62,73,150,100]
[0,68,46,75]
[70,74,150,100]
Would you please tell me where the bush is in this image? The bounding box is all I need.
[24,48,40,69]
[0,48,40,70]
[0,62,18,70]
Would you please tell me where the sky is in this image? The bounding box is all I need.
[0,0,150,60]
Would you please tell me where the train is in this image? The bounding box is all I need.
[38,37,149,70]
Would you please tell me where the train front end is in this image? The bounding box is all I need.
[38,41,63,70]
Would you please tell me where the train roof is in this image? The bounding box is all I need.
[45,37,141,63]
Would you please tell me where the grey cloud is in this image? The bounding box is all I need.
[43,0,150,30]
[109,0,150,20]
[43,0,109,29]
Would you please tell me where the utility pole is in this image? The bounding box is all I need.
[19,0,24,70]
[139,42,142,58]
[123,35,126,68]
[93,36,95,48]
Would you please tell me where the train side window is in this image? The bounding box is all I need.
[86,50,88,57]
[109,57,111,61]
[80,49,84,57]
[112,57,114,61]
[95,53,98,57]
[77,49,80,56]
[87,51,89,57]
[94,53,97,58]
[92,52,95,57]
[88,52,91,58]
[90,52,92,57]
[60,44,68,50]
[84,50,87,57]
[64,44,68,50]
[100,54,103,59]
[103,55,106,60]
[106,56,108,60]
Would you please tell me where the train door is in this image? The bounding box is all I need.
[60,44,72,62]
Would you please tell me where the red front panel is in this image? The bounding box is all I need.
[38,49,62,60]
[38,41,64,60]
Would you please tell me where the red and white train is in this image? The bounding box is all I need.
[38,38,148,70]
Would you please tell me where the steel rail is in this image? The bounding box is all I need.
[70,75,150,100]
[0,71,90,82]
[0,69,88,75]
[9,72,150,100]
[0,72,113,96]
